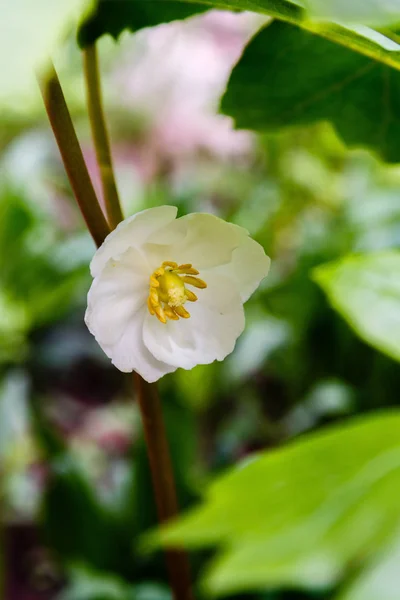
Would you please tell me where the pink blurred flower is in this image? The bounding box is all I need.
[111,11,263,168]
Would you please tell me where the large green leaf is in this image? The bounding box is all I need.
[313,252,400,363]
[152,411,400,596]
[221,21,400,162]
[1,0,92,111]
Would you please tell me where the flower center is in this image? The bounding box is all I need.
[147,261,207,323]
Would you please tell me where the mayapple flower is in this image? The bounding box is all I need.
[85,206,270,383]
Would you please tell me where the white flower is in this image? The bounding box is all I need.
[85,206,270,383]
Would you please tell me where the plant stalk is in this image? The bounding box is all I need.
[37,64,110,247]
[82,45,124,229]
[134,375,194,600]
[39,60,193,600]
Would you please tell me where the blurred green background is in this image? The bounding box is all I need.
[2,10,400,600]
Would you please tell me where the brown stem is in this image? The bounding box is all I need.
[37,64,111,247]
[134,374,194,600]
[82,45,124,229]
[39,61,193,600]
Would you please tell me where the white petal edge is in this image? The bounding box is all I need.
[85,247,149,347]
[101,307,177,382]
[142,272,245,370]
[90,206,178,278]
[146,212,250,270]
[206,235,271,303]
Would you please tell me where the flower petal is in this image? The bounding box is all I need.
[146,212,270,302]
[168,213,248,270]
[142,272,245,370]
[85,247,148,347]
[207,235,271,302]
[90,206,178,277]
[101,307,177,382]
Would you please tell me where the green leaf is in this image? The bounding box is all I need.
[152,411,400,596]
[1,0,92,111]
[78,0,303,46]
[221,21,400,162]
[302,0,400,26]
[313,252,400,363]
[78,0,209,47]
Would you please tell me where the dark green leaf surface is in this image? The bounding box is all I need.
[313,252,400,363]
[78,0,209,46]
[153,411,400,596]
[221,21,400,161]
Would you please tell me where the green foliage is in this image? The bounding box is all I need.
[0,186,89,364]
[221,21,400,162]
[6,4,400,597]
[78,0,209,47]
[78,0,400,64]
[153,411,400,597]
[77,0,300,46]
[314,252,400,364]
[77,0,400,161]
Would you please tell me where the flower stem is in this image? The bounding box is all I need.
[37,64,111,247]
[39,59,194,600]
[82,45,124,229]
[134,374,194,600]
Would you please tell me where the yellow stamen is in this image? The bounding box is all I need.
[150,289,159,305]
[154,304,167,324]
[182,275,207,289]
[185,289,198,302]
[177,267,199,275]
[173,305,191,319]
[147,297,155,315]
[147,260,206,323]
[164,305,179,320]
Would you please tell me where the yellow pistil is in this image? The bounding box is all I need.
[147,261,207,323]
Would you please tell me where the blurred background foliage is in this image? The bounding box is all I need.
[3,8,400,600]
